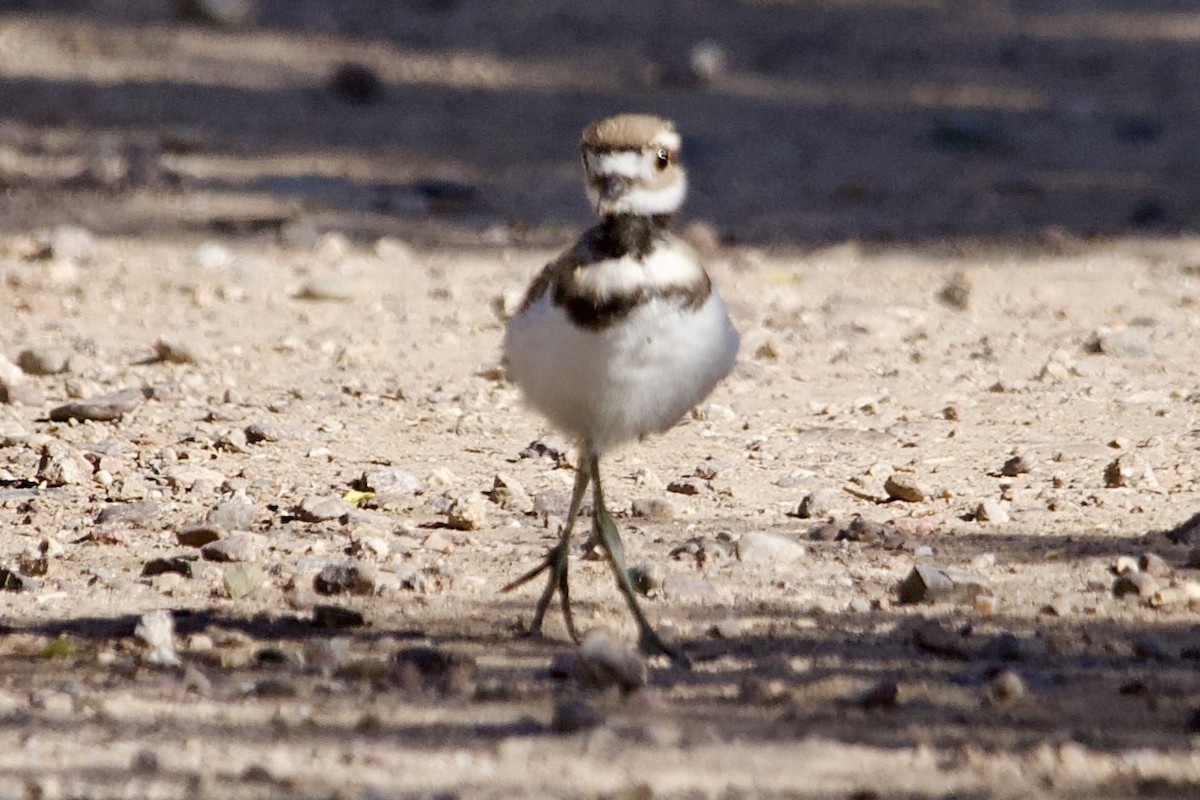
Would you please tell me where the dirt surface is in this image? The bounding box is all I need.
[3,3,1200,799]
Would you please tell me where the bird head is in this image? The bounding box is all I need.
[580,113,687,218]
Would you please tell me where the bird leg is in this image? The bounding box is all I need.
[501,455,591,642]
[589,453,691,668]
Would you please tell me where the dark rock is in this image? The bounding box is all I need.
[936,272,971,310]
[1166,511,1200,548]
[314,563,376,596]
[141,557,193,578]
[1113,572,1157,599]
[1129,197,1167,227]
[329,62,382,105]
[666,477,710,496]
[312,604,364,628]
[391,646,475,696]
[177,522,226,547]
[244,421,285,444]
[930,112,1006,152]
[551,699,602,734]
[1000,455,1033,476]
[519,435,570,465]
[855,680,899,710]
[0,567,32,592]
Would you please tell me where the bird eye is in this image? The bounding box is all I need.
[655,149,670,170]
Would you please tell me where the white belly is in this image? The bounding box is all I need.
[504,291,739,454]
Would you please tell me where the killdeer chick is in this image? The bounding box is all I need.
[502,113,740,666]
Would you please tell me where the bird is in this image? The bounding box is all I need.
[502,113,740,667]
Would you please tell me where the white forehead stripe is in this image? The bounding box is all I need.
[653,130,681,150]
[587,150,646,179]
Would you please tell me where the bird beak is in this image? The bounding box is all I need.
[596,175,628,202]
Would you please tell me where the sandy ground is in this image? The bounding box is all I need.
[3,3,1200,799]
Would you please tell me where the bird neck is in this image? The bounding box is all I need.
[597,213,671,259]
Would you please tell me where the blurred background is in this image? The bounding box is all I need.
[0,0,1197,246]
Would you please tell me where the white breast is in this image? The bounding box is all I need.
[505,253,739,454]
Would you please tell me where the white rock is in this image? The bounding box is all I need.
[737,532,807,565]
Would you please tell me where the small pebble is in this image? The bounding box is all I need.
[577,631,646,692]
[446,494,488,531]
[1112,571,1157,599]
[797,488,839,519]
[551,699,602,734]
[223,563,266,599]
[1113,555,1139,575]
[1138,552,1172,577]
[736,532,806,565]
[17,347,70,376]
[201,532,265,562]
[911,621,970,660]
[1088,327,1153,359]
[884,473,928,503]
[856,680,899,710]
[177,523,226,547]
[975,499,1009,523]
[244,421,285,444]
[312,605,364,629]
[155,337,216,364]
[490,473,533,514]
[898,563,991,605]
[176,0,257,27]
[629,563,664,596]
[986,670,1027,704]
[391,646,474,696]
[1000,455,1033,476]
[329,62,383,105]
[36,442,92,487]
[1133,632,1172,662]
[49,387,145,422]
[666,477,709,496]
[630,497,675,522]
[297,276,359,302]
[937,272,971,310]
[205,492,257,530]
[142,557,193,578]
[519,435,571,465]
[295,495,350,523]
[708,616,742,639]
[314,563,376,596]
[1104,454,1160,490]
[363,466,425,496]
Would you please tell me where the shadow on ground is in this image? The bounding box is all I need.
[1,1,1198,244]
